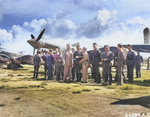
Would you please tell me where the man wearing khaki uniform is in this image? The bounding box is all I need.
[63,44,73,82]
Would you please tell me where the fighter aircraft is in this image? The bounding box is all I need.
[27,28,60,55]
[0,45,33,70]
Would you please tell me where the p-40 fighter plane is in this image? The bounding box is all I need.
[0,46,33,70]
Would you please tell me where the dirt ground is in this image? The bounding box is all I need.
[0,65,150,117]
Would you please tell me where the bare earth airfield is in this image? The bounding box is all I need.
[0,64,150,117]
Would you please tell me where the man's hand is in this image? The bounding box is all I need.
[102,59,106,61]
[75,56,79,59]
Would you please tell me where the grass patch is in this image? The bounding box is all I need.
[106,85,118,89]
[1,78,10,82]
[143,79,150,83]
[41,82,48,86]
[88,74,92,79]
[0,85,9,89]
[119,85,133,90]
[94,88,101,90]
[18,74,23,76]
[73,85,80,87]
[17,86,28,88]
[29,85,41,88]
[72,87,83,94]
[0,103,5,107]
[82,87,91,92]
[14,97,21,100]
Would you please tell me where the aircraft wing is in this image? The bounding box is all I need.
[42,43,60,50]
[123,44,150,53]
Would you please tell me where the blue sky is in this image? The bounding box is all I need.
[0,0,150,58]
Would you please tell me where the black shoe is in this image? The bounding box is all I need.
[135,77,138,78]
[76,80,80,82]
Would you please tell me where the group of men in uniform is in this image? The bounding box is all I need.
[33,43,143,85]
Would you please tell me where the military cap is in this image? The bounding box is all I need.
[49,49,53,52]
[127,44,132,47]
[66,43,70,46]
[83,47,87,51]
[117,43,123,48]
[37,50,41,54]
[104,45,109,48]
[76,43,80,47]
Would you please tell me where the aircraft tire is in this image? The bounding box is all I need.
[11,63,17,70]
[7,64,11,69]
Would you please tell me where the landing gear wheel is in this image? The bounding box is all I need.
[7,64,11,69]
[11,64,17,70]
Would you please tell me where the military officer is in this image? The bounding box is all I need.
[126,44,135,83]
[55,50,64,81]
[47,49,55,80]
[54,48,59,76]
[73,44,83,82]
[33,50,41,78]
[116,44,126,85]
[63,44,73,82]
[43,50,48,79]
[135,51,143,78]
[101,45,114,85]
[90,43,101,83]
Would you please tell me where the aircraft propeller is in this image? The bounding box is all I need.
[36,28,45,42]
[31,34,35,39]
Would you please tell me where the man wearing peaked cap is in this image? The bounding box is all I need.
[126,44,135,83]
[116,43,126,85]
[63,44,73,82]
[101,45,114,85]
[73,43,83,82]
[90,43,101,83]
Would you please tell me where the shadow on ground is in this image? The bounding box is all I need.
[111,96,150,109]
[134,79,150,87]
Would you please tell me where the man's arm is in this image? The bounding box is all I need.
[105,53,114,62]
[98,50,101,62]
[132,52,136,65]
[141,56,143,63]
[121,52,126,65]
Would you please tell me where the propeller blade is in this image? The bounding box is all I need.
[36,28,45,42]
[33,48,35,55]
[31,34,35,39]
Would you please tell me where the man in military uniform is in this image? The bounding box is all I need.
[33,50,41,78]
[73,44,83,82]
[90,43,101,83]
[54,48,59,76]
[43,50,48,79]
[116,44,126,85]
[135,51,143,78]
[47,49,55,80]
[101,45,114,85]
[63,44,73,82]
[55,50,64,81]
[126,44,135,83]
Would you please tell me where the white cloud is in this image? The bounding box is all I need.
[127,17,150,28]
[0,8,150,59]
[0,29,12,41]
[96,9,117,26]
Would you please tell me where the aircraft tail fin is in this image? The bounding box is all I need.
[144,27,150,44]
